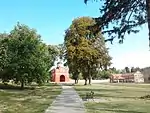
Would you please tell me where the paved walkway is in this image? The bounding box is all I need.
[45,85,85,113]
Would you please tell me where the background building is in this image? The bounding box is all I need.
[141,67,150,83]
[51,62,70,83]
[110,71,144,83]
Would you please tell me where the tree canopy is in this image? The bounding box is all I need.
[64,17,111,85]
[0,23,57,88]
[84,0,149,46]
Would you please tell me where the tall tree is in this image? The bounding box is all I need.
[48,45,60,67]
[64,17,111,85]
[109,67,120,74]
[84,0,150,47]
[57,44,66,60]
[0,23,53,89]
[125,67,130,73]
[131,67,136,73]
[0,33,12,83]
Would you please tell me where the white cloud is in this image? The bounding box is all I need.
[111,50,150,69]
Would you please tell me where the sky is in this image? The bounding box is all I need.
[0,0,150,69]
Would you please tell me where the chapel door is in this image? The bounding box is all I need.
[60,75,65,82]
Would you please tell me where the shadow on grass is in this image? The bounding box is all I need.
[0,83,62,113]
[75,88,141,99]
[87,107,145,113]
[0,83,35,90]
[41,83,59,86]
[75,87,130,92]
[81,93,138,99]
[0,82,62,90]
[86,102,146,113]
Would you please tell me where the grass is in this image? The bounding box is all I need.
[0,83,61,113]
[75,83,150,113]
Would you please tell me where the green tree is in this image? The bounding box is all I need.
[48,44,66,66]
[99,70,111,79]
[109,67,120,74]
[48,45,60,67]
[125,67,130,73]
[131,67,140,72]
[131,67,136,73]
[84,0,150,46]
[93,36,112,70]
[64,17,111,85]
[47,44,66,82]
[0,23,52,89]
[92,70,111,80]
[0,33,12,83]
[57,44,66,60]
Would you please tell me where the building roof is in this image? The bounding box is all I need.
[111,73,135,79]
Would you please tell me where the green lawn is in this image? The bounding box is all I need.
[0,83,61,113]
[75,83,150,113]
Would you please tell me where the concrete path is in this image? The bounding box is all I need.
[45,85,85,113]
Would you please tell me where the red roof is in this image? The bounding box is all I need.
[111,73,134,79]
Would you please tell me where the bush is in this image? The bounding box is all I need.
[140,95,150,99]
[93,70,111,80]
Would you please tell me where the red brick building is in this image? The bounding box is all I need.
[51,62,70,83]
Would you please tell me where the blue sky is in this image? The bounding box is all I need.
[0,0,150,69]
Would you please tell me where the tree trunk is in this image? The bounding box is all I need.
[75,79,77,84]
[47,80,49,83]
[88,75,92,85]
[88,66,92,85]
[21,79,24,89]
[146,0,150,48]
[75,78,79,84]
[84,78,87,85]
[73,72,79,84]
